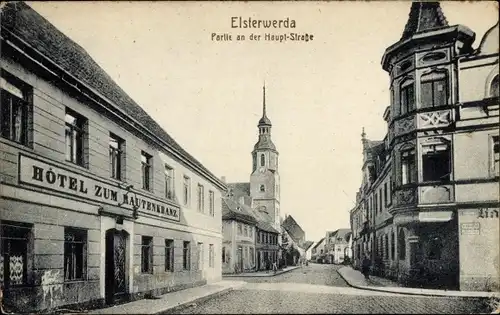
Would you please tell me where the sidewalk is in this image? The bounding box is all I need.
[222,265,301,278]
[86,280,246,314]
[338,266,500,299]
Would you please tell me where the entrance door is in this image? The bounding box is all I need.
[105,229,128,305]
[257,251,261,270]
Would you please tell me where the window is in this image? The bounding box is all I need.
[141,236,153,273]
[379,189,383,212]
[209,244,214,268]
[398,230,406,260]
[427,236,442,260]
[384,183,388,206]
[165,239,174,272]
[244,225,248,237]
[1,221,32,287]
[421,71,448,108]
[183,176,190,206]
[490,75,499,97]
[422,143,450,181]
[197,242,203,270]
[388,177,392,206]
[492,135,500,176]
[141,151,152,191]
[65,108,86,166]
[374,193,378,215]
[260,184,265,192]
[64,228,87,281]
[249,227,253,239]
[391,231,395,260]
[197,184,204,212]
[384,235,389,259]
[222,246,226,263]
[183,241,190,270]
[0,73,30,145]
[250,247,254,266]
[401,149,416,184]
[237,223,242,235]
[109,133,124,180]
[400,79,415,115]
[209,191,215,216]
[260,154,265,166]
[165,165,174,200]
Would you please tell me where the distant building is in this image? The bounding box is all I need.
[310,238,326,263]
[0,2,225,313]
[325,229,351,264]
[350,2,499,291]
[303,241,315,261]
[282,214,313,265]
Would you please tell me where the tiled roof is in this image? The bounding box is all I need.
[329,229,352,244]
[0,2,224,189]
[312,238,325,250]
[282,215,305,243]
[222,198,257,225]
[302,241,314,251]
[401,2,449,40]
[227,183,250,197]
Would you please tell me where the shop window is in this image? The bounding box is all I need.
[421,71,448,108]
[65,108,87,166]
[64,227,87,281]
[398,229,406,260]
[401,149,416,184]
[427,236,442,260]
[141,236,153,273]
[141,151,152,191]
[0,221,32,287]
[422,143,450,182]
[209,244,215,268]
[109,133,124,180]
[0,71,31,146]
[165,239,174,272]
[400,79,415,115]
[490,75,499,97]
[183,241,191,270]
[165,165,175,200]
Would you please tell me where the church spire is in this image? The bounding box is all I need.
[258,83,272,127]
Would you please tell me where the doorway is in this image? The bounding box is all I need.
[105,229,128,305]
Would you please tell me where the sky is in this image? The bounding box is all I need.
[28,1,498,243]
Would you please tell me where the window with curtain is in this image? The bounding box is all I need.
[401,149,416,184]
[0,73,31,146]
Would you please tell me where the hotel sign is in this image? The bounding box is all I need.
[18,154,180,221]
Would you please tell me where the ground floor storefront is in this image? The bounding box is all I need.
[351,207,499,292]
[0,186,221,313]
[221,241,255,274]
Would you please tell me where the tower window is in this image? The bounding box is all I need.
[260,154,265,166]
[260,184,265,192]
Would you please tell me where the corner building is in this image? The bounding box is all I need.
[0,3,225,312]
[350,2,499,291]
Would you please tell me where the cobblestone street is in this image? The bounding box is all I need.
[169,264,492,314]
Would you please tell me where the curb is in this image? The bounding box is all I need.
[153,286,237,314]
[222,266,301,278]
[337,269,500,299]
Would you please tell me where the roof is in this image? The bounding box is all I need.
[312,238,325,250]
[401,2,449,40]
[477,22,499,56]
[254,135,277,151]
[328,229,352,244]
[250,207,279,234]
[222,198,257,225]
[282,215,305,243]
[302,241,314,251]
[0,2,224,189]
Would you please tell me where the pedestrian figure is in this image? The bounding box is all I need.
[362,255,371,280]
[272,261,278,274]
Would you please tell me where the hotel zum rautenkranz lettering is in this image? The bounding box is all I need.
[0,2,226,313]
[350,2,499,292]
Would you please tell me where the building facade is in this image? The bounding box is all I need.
[0,3,225,312]
[350,2,499,291]
[221,198,257,274]
[325,229,351,265]
[310,238,325,263]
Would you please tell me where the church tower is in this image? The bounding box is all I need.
[250,84,281,231]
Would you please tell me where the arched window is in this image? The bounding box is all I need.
[398,229,406,260]
[260,154,265,167]
[421,70,448,108]
[490,74,499,97]
[400,78,415,115]
[259,184,265,192]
